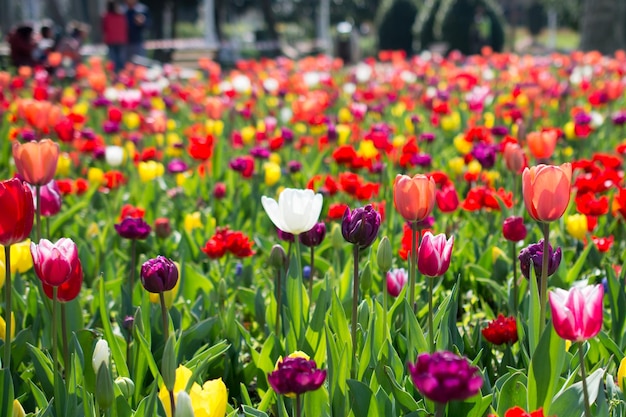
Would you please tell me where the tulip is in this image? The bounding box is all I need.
[417,232,454,278]
[549,284,603,342]
[408,351,483,405]
[0,178,35,246]
[618,357,626,392]
[503,142,527,174]
[28,180,62,217]
[393,174,436,222]
[518,240,561,281]
[159,365,227,417]
[154,218,172,239]
[482,314,518,345]
[522,163,572,223]
[213,182,226,199]
[138,161,165,182]
[0,313,15,341]
[261,188,323,235]
[502,216,527,242]
[527,130,558,160]
[565,214,588,240]
[299,223,326,248]
[105,146,124,167]
[140,256,179,294]
[386,268,408,297]
[12,139,60,185]
[42,248,82,302]
[30,238,77,287]
[92,339,111,373]
[114,218,152,240]
[436,185,459,213]
[341,205,381,250]
[267,356,327,396]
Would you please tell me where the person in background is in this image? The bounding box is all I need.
[124,0,150,62]
[8,24,35,67]
[102,1,128,72]
[56,23,88,76]
[34,23,56,64]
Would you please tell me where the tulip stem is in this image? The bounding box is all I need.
[52,287,58,372]
[2,246,12,415]
[61,303,69,373]
[409,222,419,313]
[294,240,304,349]
[159,292,169,341]
[295,394,302,417]
[434,402,445,417]
[578,342,592,417]
[308,246,314,301]
[351,245,359,379]
[275,265,282,336]
[128,239,137,316]
[510,241,518,316]
[36,185,42,241]
[428,278,435,353]
[538,222,550,335]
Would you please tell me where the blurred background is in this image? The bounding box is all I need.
[1,0,625,67]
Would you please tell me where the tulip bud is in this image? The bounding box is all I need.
[213,182,226,199]
[140,256,178,293]
[299,223,326,247]
[360,261,372,294]
[386,268,408,297]
[269,244,287,270]
[12,399,26,417]
[341,205,381,249]
[618,357,626,392]
[502,216,527,242]
[154,217,172,239]
[162,334,177,392]
[95,363,115,410]
[92,339,110,373]
[218,278,228,302]
[174,391,195,417]
[377,236,392,272]
[330,223,344,251]
[115,377,136,398]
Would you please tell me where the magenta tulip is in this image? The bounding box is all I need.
[30,238,78,287]
[549,284,604,342]
[417,232,454,277]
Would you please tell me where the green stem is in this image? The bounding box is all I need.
[538,222,550,335]
[52,287,58,371]
[510,241,518,316]
[295,394,302,417]
[294,240,304,348]
[168,388,176,417]
[578,342,592,417]
[2,245,12,417]
[46,217,50,240]
[428,278,434,353]
[351,245,359,379]
[61,303,69,373]
[308,246,314,301]
[409,222,418,312]
[434,402,445,417]
[275,266,282,335]
[159,292,169,341]
[36,185,42,241]
[382,280,388,339]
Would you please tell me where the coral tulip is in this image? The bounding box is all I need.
[393,174,436,222]
[503,142,527,174]
[549,284,603,342]
[30,238,78,287]
[527,130,558,160]
[417,232,454,277]
[0,178,34,246]
[12,139,60,185]
[522,163,572,223]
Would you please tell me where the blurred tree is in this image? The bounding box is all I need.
[579,0,626,54]
[378,0,417,54]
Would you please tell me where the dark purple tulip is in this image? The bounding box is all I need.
[92,147,105,160]
[114,217,151,240]
[102,120,120,134]
[342,205,381,249]
[327,123,338,141]
[250,146,270,159]
[277,229,295,243]
[21,130,37,141]
[416,216,435,229]
[299,222,326,247]
[140,256,178,293]
[281,127,294,142]
[491,125,509,136]
[287,161,302,173]
[518,239,562,280]
[502,216,527,242]
[370,162,384,174]
[611,111,626,126]
[470,142,497,169]
[81,129,96,140]
[411,114,421,126]
[574,112,592,125]
[268,356,327,396]
[412,153,432,167]
[167,159,188,174]
[92,96,111,107]
[419,132,435,142]
[408,351,483,404]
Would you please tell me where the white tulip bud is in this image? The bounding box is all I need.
[92,339,110,373]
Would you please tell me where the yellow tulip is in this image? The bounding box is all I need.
[562,146,574,157]
[564,121,576,139]
[72,101,89,116]
[0,240,33,276]
[264,162,281,187]
[566,214,588,240]
[241,126,256,145]
[294,123,307,135]
[149,263,181,307]
[13,399,26,417]
[357,140,379,159]
[176,173,189,187]
[138,161,164,182]
[159,366,227,417]
[88,167,105,186]
[166,132,181,145]
[618,357,626,392]
[124,112,141,130]
[184,212,203,233]
[467,160,482,175]
[166,120,177,131]
[448,157,465,176]
[391,102,406,118]
[484,112,495,129]
[441,112,461,132]
[336,124,351,145]
[404,116,415,134]
[0,312,15,341]
[256,120,266,133]
[269,153,281,165]
[56,153,72,176]
[338,107,352,123]
[453,134,472,154]
[393,135,406,148]
[266,96,279,109]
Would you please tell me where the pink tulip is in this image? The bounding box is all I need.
[30,238,78,287]
[386,268,408,297]
[417,232,454,277]
[28,180,62,217]
[549,284,604,342]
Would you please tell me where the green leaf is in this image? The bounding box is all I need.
[304,386,330,417]
[347,379,378,417]
[496,371,528,415]
[550,368,604,417]
[564,242,592,285]
[0,369,14,417]
[98,278,130,378]
[241,405,269,417]
[527,324,566,415]
[527,267,541,357]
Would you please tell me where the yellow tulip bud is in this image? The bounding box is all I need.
[337,124,351,145]
[454,134,472,154]
[448,157,465,175]
[467,160,482,175]
[56,153,72,176]
[88,167,105,186]
[124,112,141,130]
[138,161,165,182]
[566,214,588,240]
[241,126,256,145]
[0,312,15,341]
[13,399,26,417]
[264,162,281,187]
[484,112,495,129]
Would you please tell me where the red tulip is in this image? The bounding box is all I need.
[42,254,83,302]
[0,178,35,246]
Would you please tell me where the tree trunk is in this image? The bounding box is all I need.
[260,0,278,40]
[580,0,625,54]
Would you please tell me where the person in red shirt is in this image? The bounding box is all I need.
[102,1,128,72]
[8,25,35,68]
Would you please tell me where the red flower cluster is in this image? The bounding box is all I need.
[488,407,548,417]
[462,186,513,211]
[119,204,145,220]
[338,172,379,200]
[482,314,518,345]
[56,178,89,195]
[201,227,255,259]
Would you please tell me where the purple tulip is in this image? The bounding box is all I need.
[611,111,626,126]
[470,142,497,169]
[102,120,120,134]
[341,205,381,249]
[408,351,483,404]
[114,218,151,240]
[299,222,326,247]
[167,159,188,174]
[277,229,295,243]
[518,239,562,280]
[287,161,302,173]
[250,146,270,159]
[140,256,178,293]
[491,125,509,136]
[268,356,326,396]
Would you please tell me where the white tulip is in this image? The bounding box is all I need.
[92,339,110,373]
[355,64,372,83]
[105,146,124,167]
[261,188,323,235]
[263,77,279,93]
[232,75,251,93]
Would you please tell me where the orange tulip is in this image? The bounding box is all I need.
[522,163,572,222]
[527,130,558,160]
[12,139,60,185]
[393,174,436,222]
